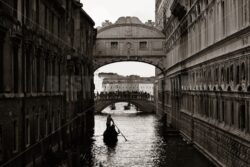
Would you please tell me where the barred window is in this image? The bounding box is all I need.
[111,42,118,49]
[139,41,147,50]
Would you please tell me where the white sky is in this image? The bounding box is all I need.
[81,0,155,27]
[95,62,155,77]
[81,0,156,77]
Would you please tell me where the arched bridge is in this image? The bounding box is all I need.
[94,91,155,114]
[93,16,166,71]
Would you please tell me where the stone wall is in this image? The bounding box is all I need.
[155,0,250,166]
[0,0,96,166]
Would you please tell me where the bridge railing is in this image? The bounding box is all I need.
[94,91,154,101]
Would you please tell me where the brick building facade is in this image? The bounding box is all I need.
[0,0,96,166]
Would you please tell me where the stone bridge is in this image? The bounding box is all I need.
[93,16,166,71]
[94,92,155,114]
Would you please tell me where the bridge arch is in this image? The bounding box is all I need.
[95,99,155,114]
[94,16,166,72]
[94,60,160,73]
[94,59,164,72]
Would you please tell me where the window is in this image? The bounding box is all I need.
[45,112,48,136]
[215,68,219,82]
[139,41,147,50]
[111,42,118,49]
[0,125,2,161]
[230,65,234,81]
[197,3,201,14]
[26,0,30,21]
[236,65,240,84]
[26,49,31,92]
[13,121,18,152]
[37,57,41,92]
[221,1,225,36]
[216,99,219,120]
[52,112,55,132]
[221,101,225,122]
[25,118,30,146]
[241,63,246,80]
[221,68,225,82]
[13,0,18,18]
[35,0,39,23]
[226,67,230,84]
[36,114,40,141]
[204,0,208,5]
[45,58,49,92]
[239,104,246,131]
[49,12,53,33]
[58,111,61,128]
[243,1,249,26]
[231,102,234,126]
[0,33,4,92]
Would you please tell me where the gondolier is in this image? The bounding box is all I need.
[106,114,114,128]
[103,114,128,146]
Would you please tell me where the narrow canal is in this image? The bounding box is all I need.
[83,104,215,167]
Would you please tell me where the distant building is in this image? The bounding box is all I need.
[100,73,155,95]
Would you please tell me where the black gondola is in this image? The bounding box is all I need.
[110,103,116,110]
[124,102,131,110]
[103,126,118,146]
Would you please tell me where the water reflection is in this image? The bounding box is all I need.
[84,114,215,167]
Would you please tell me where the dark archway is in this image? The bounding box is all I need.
[94,59,164,73]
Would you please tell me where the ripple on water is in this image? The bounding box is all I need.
[87,114,215,167]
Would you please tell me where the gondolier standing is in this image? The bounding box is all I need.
[106,114,114,128]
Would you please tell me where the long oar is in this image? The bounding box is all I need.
[113,122,128,141]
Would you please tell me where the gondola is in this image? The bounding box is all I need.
[103,127,118,146]
[124,102,131,110]
[110,104,116,110]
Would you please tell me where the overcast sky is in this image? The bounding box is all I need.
[82,0,155,27]
[81,0,156,77]
[95,62,155,77]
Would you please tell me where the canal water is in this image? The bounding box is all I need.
[83,103,215,167]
